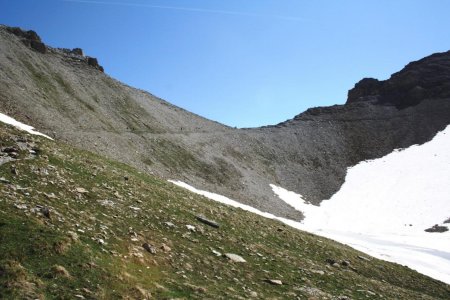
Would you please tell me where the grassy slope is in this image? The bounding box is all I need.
[0,123,449,299]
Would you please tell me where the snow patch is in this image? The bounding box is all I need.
[168,180,313,236]
[271,125,450,284]
[168,180,288,221]
[169,126,450,284]
[0,112,53,140]
[171,179,450,284]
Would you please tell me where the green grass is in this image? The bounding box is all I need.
[0,123,449,299]
[150,138,243,187]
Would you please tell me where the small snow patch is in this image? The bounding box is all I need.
[0,112,53,140]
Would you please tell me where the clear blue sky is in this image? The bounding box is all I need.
[1,0,450,127]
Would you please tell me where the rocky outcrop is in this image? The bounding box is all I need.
[347,78,382,104]
[87,57,104,72]
[347,50,450,108]
[72,48,83,56]
[3,25,104,72]
[55,49,104,72]
[6,26,47,54]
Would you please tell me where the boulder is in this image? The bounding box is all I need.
[424,224,449,233]
[224,253,246,263]
[196,215,220,228]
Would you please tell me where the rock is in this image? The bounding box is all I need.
[75,187,88,194]
[9,152,19,159]
[186,225,196,232]
[357,289,377,296]
[249,291,258,298]
[44,192,57,199]
[196,215,220,228]
[299,286,329,297]
[6,27,46,53]
[211,249,221,256]
[0,177,11,184]
[7,27,41,41]
[87,57,104,72]
[265,279,283,285]
[347,51,450,108]
[310,269,325,275]
[14,203,27,210]
[67,231,79,242]
[0,157,15,166]
[425,224,449,233]
[142,243,157,254]
[135,286,152,299]
[326,258,337,265]
[224,253,246,263]
[357,255,372,262]
[72,48,83,56]
[51,265,71,278]
[2,146,18,153]
[30,40,46,54]
[160,244,171,252]
[154,283,168,291]
[41,207,51,219]
[81,288,93,295]
[87,57,98,67]
[10,166,18,175]
[98,199,114,207]
[183,283,207,293]
[185,263,193,271]
[347,78,382,103]
[341,260,351,267]
[129,206,141,212]
[164,221,175,228]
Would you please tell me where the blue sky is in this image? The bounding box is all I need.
[1,0,450,127]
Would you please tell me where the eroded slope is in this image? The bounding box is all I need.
[1,25,450,218]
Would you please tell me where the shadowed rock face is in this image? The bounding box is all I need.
[1,24,449,219]
[6,26,47,54]
[4,25,104,71]
[347,50,450,108]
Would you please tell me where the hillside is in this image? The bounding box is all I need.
[1,25,450,219]
[1,120,450,299]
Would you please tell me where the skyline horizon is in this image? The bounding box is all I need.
[1,0,450,127]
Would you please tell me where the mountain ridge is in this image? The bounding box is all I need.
[1,24,450,219]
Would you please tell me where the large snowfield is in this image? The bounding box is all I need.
[171,125,450,284]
